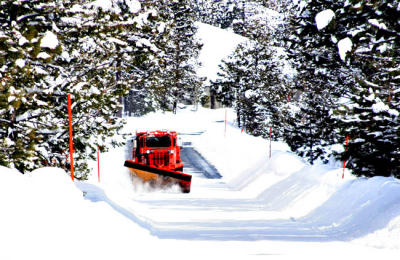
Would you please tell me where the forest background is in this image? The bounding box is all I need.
[0,0,399,179]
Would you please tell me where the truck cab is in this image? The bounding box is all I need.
[133,131,184,171]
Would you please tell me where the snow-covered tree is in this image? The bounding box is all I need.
[213,19,285,137]
[149,0,203,112]
[120,1,165,116]
[0,0,156,177]
[194,0,245,30]
[283,0,353,164]
[287,0,399,175]
[335,0,400,177]
[50,0,154,178]
[0,0,63,172]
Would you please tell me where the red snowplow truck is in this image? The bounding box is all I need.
[124,131,192,193]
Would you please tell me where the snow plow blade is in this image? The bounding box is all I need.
[124,160,192,193]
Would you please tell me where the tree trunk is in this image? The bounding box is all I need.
[210,89,216,109]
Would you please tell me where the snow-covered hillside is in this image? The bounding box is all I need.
[1,106,400,260]
[196,22,246,82]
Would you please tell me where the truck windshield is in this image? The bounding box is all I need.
[146,136,171,147]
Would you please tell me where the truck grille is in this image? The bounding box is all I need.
[151,150,169,167]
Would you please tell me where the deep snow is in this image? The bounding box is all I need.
[1,106,400,260]
[2,19,400,260]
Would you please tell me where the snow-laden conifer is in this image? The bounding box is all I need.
[0,0,156,178]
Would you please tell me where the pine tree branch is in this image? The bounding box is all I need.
[0,118,11,124]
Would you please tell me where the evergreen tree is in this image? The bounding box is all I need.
[213,20,285,137]
[151,0,203,112]
[231,0,247,36]
[122,1,165,116]
[215,0,244,29]
[287,0,400,175]
[0,0,62,172]
[284,0,351,164]
[50,0,153,178]
[0,0,156,177]
[255,0,293,13]
[336,0,400,177]
[194,0,245,30]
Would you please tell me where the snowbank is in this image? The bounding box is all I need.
[0,166,155,260]
[1,105,400,259]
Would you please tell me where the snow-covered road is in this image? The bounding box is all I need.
[80,106,400,256]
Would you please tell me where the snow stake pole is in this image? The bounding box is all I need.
[342,135,349,179]
[97,146,101,182]
[67,93,74,182]
[269,126,272,158]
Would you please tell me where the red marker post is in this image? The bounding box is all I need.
[269,126,272,158]
[67,94,74,181]
[342,135,349,179]
[97,146,101,182]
